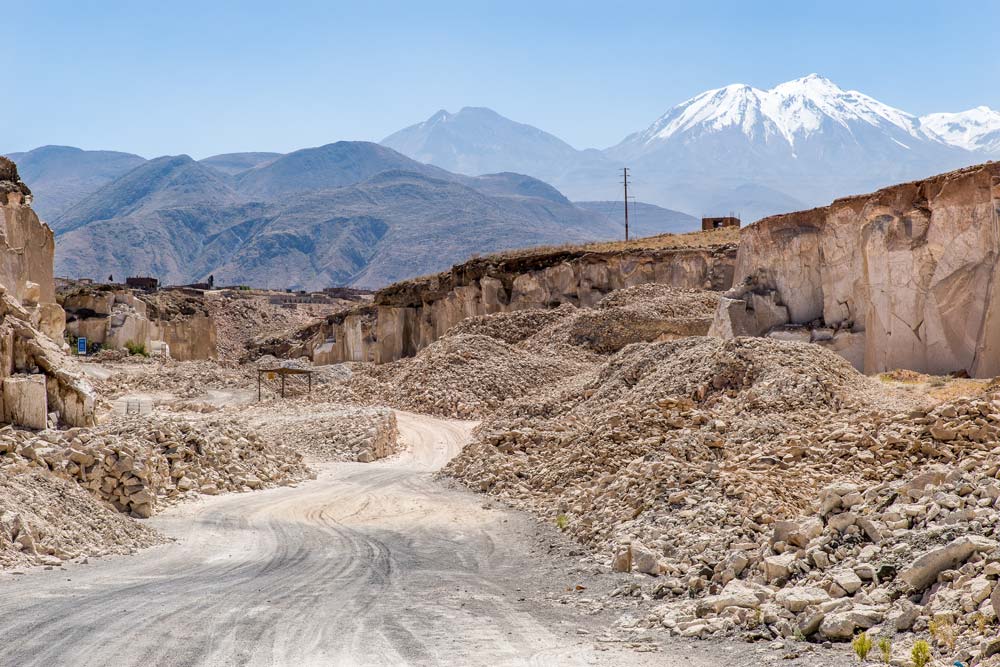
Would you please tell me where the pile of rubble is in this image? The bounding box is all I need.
[0,412,310,521]
[346,285,722,419]
[347,333,593,418]
[0,466,161,569]
[210,294,346,363]
[241,401,399,462]
[543,285,720,355]
[443,336,1000,663]
[91,359,256,399]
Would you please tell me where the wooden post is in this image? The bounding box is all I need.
[281,373,285,398]
[257,371,261,402]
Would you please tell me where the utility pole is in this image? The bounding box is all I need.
[622,167,630,241]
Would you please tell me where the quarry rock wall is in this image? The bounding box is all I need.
[0,158,94,427]
[62,288,218,361]
[307,245,736,365]
[711,162,1000,376]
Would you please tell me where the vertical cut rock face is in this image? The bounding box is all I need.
[286,244,737,365]
[712,161,1000,376]
[0,158,94,427]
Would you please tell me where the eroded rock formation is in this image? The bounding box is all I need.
[712,162,1000,376]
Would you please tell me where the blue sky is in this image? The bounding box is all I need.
[10,0,999,158]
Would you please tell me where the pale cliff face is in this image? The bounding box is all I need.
[0,156,55,307]
[717,162,1000,377]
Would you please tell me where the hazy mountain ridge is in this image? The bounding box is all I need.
[16,73,1000,289]
[4,146,147,222]
[51,143,622,289]
[574,201,698,237]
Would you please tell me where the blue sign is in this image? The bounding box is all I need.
[77,337,87,355]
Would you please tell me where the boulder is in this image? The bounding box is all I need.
[776,586,831,613]
[899,535,998,591]
[772,518,822,549]
[763,552,798,582]
[697,579,766,616]
[2,375,47,429]
[631,541,660,576]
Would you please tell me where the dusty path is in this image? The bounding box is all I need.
[0,412,761,667]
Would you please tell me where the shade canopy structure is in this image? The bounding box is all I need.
[257,367,314,400]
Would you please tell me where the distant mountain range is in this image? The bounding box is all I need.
[384,75,1000,221]
[6,146,146,222]
[8,73,998,289]
[47,143,655,289]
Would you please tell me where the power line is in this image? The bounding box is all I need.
[621,167,630,241]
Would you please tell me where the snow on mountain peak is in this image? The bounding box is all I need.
[920,106,1000,153]
[635,74,923,150]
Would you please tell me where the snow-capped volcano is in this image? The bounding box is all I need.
[603,74,974,219]
[921,106,1000,155]
[383,74,992,223]
[610,74,933,158]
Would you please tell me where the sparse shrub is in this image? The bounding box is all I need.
[911,640,932,667]
[974,611,989,634]
[877,637,891,664]
[555,514,569,530]
[929,616,956,649]
[852,632,873,661]
[124,341,149,357]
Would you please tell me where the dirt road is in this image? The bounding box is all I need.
[0,412,840,666]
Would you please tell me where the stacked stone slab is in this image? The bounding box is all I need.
[711,161,1000,377]
[1,413,310,518]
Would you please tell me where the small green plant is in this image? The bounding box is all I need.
[852,632,873,661]
[877,637,891,664]
[555,514,569,530]
[792,627,806,642]
[911,640,932,667]
[124,341,149,357]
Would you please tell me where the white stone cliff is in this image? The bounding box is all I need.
[0,157,94,427]
[711,162,1000,376]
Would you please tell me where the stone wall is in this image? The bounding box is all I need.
[302,244,736,365]
[711,162,1000,376]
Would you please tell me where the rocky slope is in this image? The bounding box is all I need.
[711,161,1000,377]
[436,324,1000,663]
[341,283,721,418]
